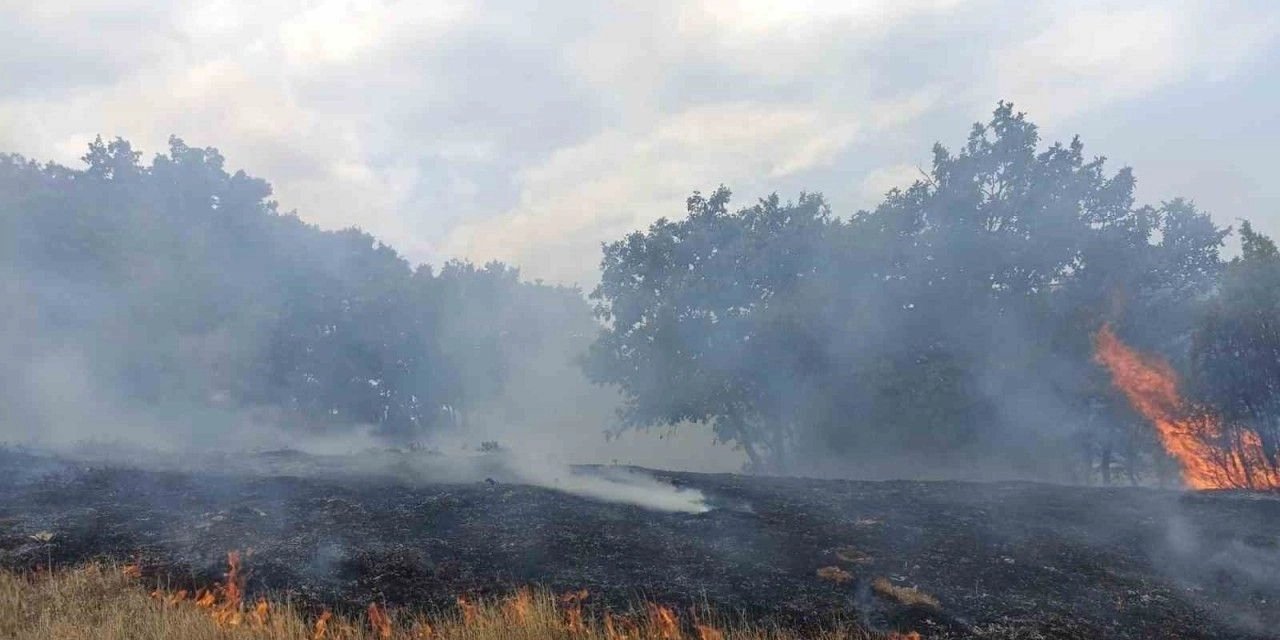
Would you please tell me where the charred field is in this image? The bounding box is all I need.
[2,449,1278,639]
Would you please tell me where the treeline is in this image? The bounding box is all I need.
[0,137,596,443]
[586,104,1278,481]
[3,105,1277,482]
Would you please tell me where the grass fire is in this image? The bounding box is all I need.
[4,8,1280,637]
[2,559,886,640]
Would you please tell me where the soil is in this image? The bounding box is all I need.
[1,448,1277,639]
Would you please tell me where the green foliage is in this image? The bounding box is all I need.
[0,136,586,443]
[586,103,1230,478]
[1190,221,1280,467]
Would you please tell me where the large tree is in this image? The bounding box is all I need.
[1190,221,1280,471]
[583,189,837,470]
[585,103,1229,478]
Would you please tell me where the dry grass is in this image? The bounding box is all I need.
[870,578,939,609]
[0,564,904,640]
[815,567,853,585]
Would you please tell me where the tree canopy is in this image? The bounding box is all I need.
[3,104,1276,484]
[585,103,1233,479]
[0,136,590,445]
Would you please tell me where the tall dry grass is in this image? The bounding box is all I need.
[0,564,892,640]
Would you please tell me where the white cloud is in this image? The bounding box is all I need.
[443,94,936,283]
[0,0,1277,285]
[995,6,1182,122]
[859,163,922,205]
[994,2,1280,124]
[695,0,968,35]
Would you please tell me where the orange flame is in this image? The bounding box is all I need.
[1094,324,1280,489]
[695,623,725,640]
[312,610,332,639]
[456,596,479,626]
[167,589,189,607]
[210,550,246,627]
[223,551,243,602]
[368,603,393,638]
[561,589,589,634]
[252,598,270,628]
[647,604,681,639]
[605,612,635,640]
[194,588,216,608]
[411,619,435,638]
[504,587,534,623]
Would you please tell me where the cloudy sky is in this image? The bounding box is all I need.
[3,0,1278,285]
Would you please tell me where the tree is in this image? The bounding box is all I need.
[584,188,837,471]
[585,103,1229,479]
[1190,221,1280,470]
[0,136,595,446]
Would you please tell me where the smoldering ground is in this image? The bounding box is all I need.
[3,445,1279,639]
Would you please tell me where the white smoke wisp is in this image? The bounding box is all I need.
[503,457,710,513]
[10,431,712,515]
[377,449,711,513]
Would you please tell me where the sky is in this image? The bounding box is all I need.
[2,0,1278,286]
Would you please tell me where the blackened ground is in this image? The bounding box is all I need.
[0,449,1277,639]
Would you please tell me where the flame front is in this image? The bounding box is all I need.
[1093,324,1279,490]
[368,603,393,638]
[312,610,332,639]
[647,604,680,640]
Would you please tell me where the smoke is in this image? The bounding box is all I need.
[8,436,710,514]
[0,106,1240,490]
[1158,502,1280,633]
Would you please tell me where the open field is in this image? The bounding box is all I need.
[1,449,1278,639]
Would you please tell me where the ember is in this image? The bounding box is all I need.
[1094,324,1280,490]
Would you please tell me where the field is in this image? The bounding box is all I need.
[1,448,1277,639]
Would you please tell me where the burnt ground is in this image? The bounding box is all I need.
[1,448,1278,639]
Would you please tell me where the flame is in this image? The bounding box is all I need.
[167,589,189,607]
[605,612,637,640]
[210,550,246,627]
[647,604,681,639]
[695,623,725,640]
[888,633,922,640]
[456,596,479,626]
[252,598,270,628]
[561,589,589,634]
[504,586,533,623]
[194,588,215,608]
[312,610,332,639]
[411,620,435,638]
[368,603,393,638]
[1093,324,1280,490]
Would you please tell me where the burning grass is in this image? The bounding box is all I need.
[0,563,895,640]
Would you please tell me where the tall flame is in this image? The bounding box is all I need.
[1093,324,1279,490]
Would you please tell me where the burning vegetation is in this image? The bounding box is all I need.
[1,560,888,640]
[1095,324,1280,490]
